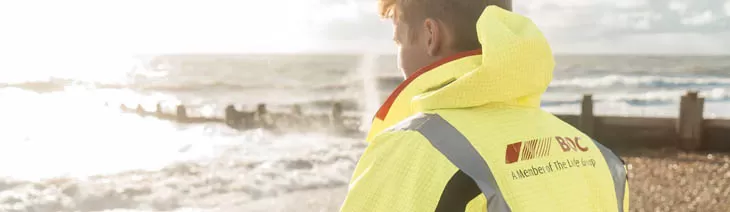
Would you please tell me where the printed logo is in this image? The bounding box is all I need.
[505,137,553,164]
[505,142,522,164]
[555,136,589,152]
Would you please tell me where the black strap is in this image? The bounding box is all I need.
[435,170,482,212]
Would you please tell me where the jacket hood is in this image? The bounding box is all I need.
[413,6,555,111]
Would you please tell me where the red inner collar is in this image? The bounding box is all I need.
[374,49,482,120]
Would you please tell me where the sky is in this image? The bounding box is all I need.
[0,0,729,56]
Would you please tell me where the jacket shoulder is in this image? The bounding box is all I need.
[343,114,460,211]
[382,112,441,133]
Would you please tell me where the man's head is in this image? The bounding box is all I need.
[379,0,511,77]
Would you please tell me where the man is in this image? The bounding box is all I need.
[341,0,629,211]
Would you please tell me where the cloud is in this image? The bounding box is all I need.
[1,0,727,54]
[313,0,730,54]
[508,0,730,54]
[614,0,649,9]
[599,11,663,30]
[681,10,718,25]
[669,1,688,15]
[556,32,730,55]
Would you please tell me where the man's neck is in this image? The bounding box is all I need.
[404,49,474,79]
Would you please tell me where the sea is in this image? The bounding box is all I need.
[0,54,728,211]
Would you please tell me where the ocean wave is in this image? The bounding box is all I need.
[376,75,404,88]
[0,133,364,212]
[0,77,399,95]
[540,99,584,106]
[0,78,134,93]
[132,82,271,93]
[0,79,299,94]
[0,78,76,93]
[308,75,401,93]
[541,89,730,107]
[550,75,730,89]
[611,89,730,105]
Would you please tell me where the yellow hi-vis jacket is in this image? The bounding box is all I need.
[342,6,629,212]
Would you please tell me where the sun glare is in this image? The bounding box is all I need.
[0,0,340,83]
[0,51,135,85]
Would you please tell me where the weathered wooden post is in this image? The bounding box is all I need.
[176,104,187,122]
[156,103,163,115]
[256,103,274,129]
[292,104,302,116]
[136,104,145,114]
[677,91,704,151]
[241,111,255,130]
[224,104,238,128]
[288,104,304,131]
[256,104,267,115]
[580,94,596,138]
[331,102,344,132]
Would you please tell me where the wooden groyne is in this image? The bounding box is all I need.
[561,91,730,152]
[118,91,730,152]
[118,102,362,136]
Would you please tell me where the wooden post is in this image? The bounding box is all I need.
[135,104,142,113]
[292,104,302,116]
[156,103,163,115]
[331,102,344,132]
[677,91,704,151]
[176,105,187,122]
[224,104,238,128]
[289,104,304,131]
[580,94,595,138]
[256,103,273,129]
[241,111,255,129]
[257,104,267,115]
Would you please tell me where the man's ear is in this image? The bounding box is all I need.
[422,18,441,56]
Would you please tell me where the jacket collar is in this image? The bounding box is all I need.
[374,49,482,120]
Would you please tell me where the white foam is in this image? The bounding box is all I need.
[356,54,381,132]
[541,88,730,117]
[550,74,730,88]
[0,131,363,212]
[0,89,366,211]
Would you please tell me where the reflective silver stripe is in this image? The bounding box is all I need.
[387,113,512,212]
[593,140,627,212]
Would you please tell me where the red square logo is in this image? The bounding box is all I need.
[505,142,522,164]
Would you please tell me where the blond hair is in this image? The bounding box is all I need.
[378,0,512,51]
